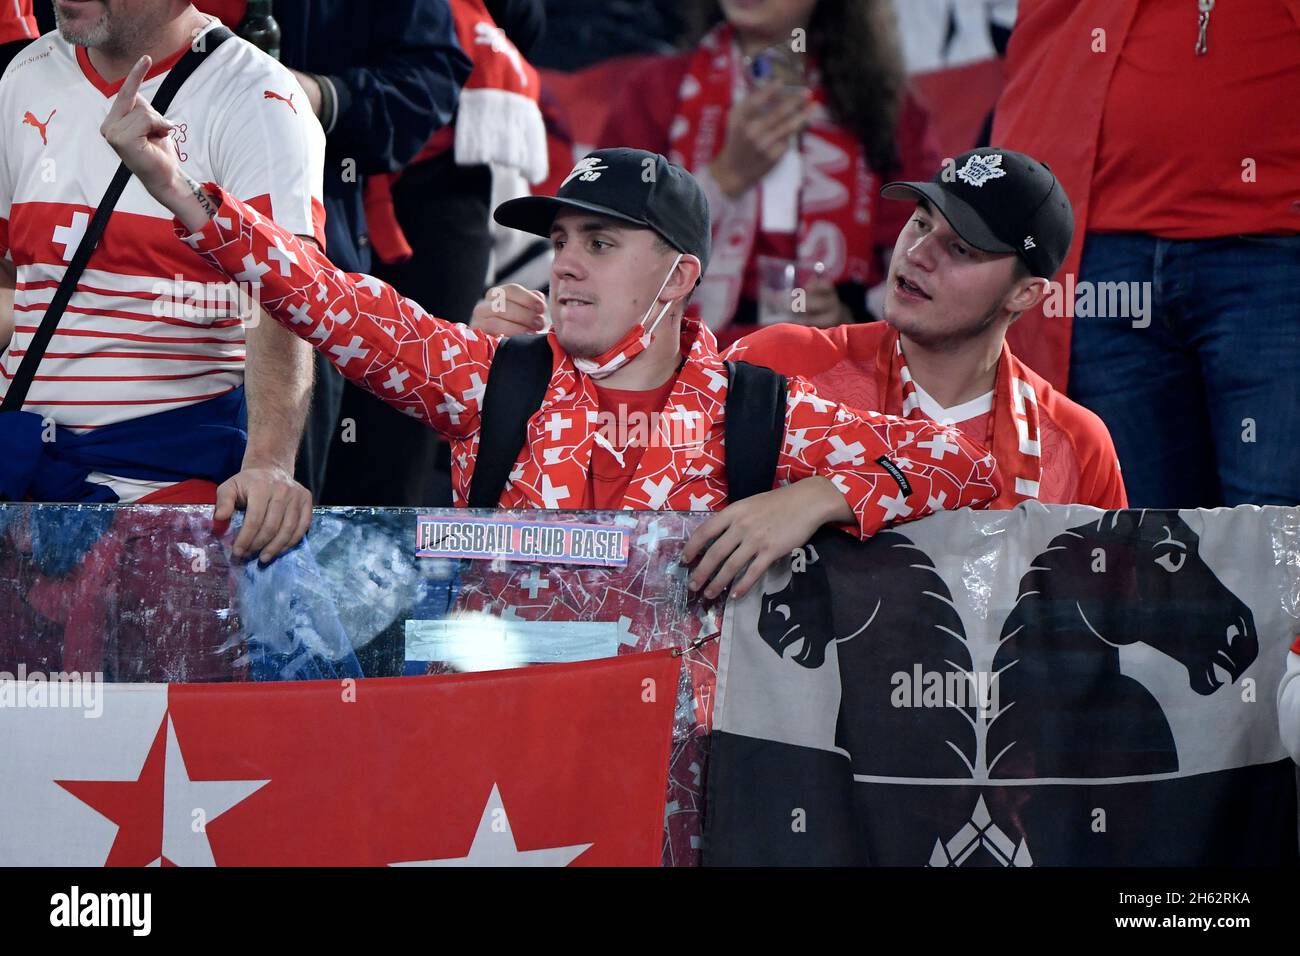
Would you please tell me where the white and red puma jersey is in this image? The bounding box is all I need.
[0,20,324,499]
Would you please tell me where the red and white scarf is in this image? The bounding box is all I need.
[449,0,546,184]
[668,23,878,331]
[883,329,1043,507]
[366,0,546,264]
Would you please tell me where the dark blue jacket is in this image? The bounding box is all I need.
[274,0,472,273]
[0,388,247,503]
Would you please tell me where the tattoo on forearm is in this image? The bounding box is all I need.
[184,174,219,221]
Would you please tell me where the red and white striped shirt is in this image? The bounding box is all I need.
[0,19,324,499]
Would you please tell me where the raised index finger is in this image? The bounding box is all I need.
[107,55,152,122]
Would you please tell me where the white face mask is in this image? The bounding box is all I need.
[571,254,683,380]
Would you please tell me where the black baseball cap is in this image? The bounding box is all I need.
[881,147,1074,279]
[494,148,711,273]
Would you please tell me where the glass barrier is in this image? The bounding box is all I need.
[0,504,718,866]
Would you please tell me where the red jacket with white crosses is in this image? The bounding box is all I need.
[178,187,1002,535]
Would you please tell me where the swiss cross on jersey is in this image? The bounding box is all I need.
[181,185,1003,530]
[0,23,325,454]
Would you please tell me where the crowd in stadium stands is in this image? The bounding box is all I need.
[0,0,1296,554]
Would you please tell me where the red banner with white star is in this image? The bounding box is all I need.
[3,651,680,866]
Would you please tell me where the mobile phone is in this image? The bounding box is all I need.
[748,44,805,89]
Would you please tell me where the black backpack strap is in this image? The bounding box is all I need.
[1,26,234,413]
[467,334,556,507]
[724,360,788,502]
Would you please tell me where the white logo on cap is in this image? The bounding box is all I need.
[1024,236,1037,250]
[563,157,609,187]
[956,153,1007,187]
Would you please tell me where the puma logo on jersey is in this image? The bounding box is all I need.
[263,90,296,114]
[22,108,55,145]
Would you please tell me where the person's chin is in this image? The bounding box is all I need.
[722,0,766,14]
[883,283,931,324]
[54,0,108,44]
[722,0,777,29]
[554,329,608,361]
[55,0,105,22]
[882,292,946,348]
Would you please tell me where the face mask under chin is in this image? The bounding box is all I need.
[571,253,684,380]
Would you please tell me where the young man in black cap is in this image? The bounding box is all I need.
[726,148,1128,510]
[100,57,1002,598]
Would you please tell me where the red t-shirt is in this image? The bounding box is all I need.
[1089,0,1300,237]
[946,409,992,449]
[726,322,1128,510]
[0,0,37,47]
[587,375,679,510]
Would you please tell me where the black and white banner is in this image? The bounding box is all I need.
[705,505,1300,866]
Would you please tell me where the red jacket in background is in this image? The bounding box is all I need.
[194,0,246,27]
[0,0,37,48]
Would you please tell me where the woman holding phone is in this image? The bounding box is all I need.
[598,0,940,346]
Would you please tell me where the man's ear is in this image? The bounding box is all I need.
[663,254,702,301]
[1005,275,1048,315]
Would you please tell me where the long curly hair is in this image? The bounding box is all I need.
[682,0,907,174]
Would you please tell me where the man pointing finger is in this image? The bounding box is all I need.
[102,56,1002,600]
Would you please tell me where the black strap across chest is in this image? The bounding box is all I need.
[1,26,234,412]
[466,334,787,508]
